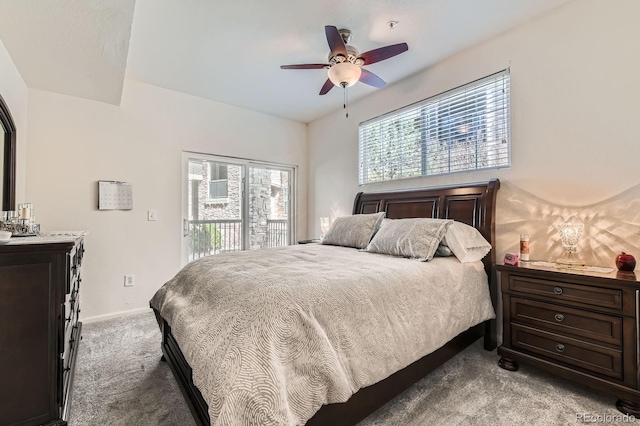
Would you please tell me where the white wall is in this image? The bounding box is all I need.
[308,0,640,264]
[26,80,307,321]
[0,38,28,204]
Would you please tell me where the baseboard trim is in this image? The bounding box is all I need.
[82,307,151,324]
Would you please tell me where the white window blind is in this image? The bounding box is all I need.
[359,70,510,184]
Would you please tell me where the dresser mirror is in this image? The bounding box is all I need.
[0,94,16,211]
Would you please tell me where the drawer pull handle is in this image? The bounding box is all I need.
[554,313,564,322]
[556,343,565,353]
[553,286,563,295]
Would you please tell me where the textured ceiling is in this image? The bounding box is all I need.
[0,0,572,122]
[0,0,135,105]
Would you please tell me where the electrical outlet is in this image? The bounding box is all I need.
[148,210,157,221]
[124,274,134,287]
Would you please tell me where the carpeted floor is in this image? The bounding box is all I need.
[69,312,622,426]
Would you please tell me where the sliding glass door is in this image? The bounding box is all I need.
[248,165,291,250]
[183,153,295,264]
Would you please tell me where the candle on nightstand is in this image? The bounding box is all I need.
[520,234,530,261]
[20,207,31,220]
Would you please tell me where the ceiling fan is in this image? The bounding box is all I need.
[280,26,409,96]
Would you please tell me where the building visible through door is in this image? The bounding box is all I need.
[185,154,294,262]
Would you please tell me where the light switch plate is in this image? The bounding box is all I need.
[148,210,157,221]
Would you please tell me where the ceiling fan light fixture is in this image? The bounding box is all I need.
[328,62,362,88]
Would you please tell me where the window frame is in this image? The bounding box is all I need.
[358,69,510,185]
[207,162,229,203]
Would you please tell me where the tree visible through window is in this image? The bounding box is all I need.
[359,70,510,184]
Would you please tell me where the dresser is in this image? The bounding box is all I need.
[0,234,85,426]
[497,262,640,415]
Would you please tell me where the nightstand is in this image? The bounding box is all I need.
[298,239,320,244]
[497,262,640,415]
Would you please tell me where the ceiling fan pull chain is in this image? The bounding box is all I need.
[344,86,349,118]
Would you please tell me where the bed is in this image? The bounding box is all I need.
[151,179,500,425]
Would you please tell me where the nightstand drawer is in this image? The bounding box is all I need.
[512,324,622,380]
[509,275,622,311]
[511,298,622,346]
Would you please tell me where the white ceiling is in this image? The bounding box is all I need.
[0,0,572,122]
[0,0,135,105]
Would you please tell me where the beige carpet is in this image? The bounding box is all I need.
[69,312,621,425]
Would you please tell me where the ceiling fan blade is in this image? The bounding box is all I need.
[280,64,328,70]
[319,78,334,95]
[358,42,408,65]
[325,26,347,57]
[359,69,386,88]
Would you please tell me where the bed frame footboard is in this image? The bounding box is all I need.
[154,309,210,425]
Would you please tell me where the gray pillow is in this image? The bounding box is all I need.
[321,212,385,249]
[435,243,454,257]
[366,218,453,261]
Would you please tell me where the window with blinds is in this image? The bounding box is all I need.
[359,70,510,184]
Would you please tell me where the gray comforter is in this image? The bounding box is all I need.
[150,244,495,425]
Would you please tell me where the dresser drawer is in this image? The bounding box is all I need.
[62,368,71,406]
[511,324,622,380]
[62,324,79,371]
[64,298,79,337]
[509,275,622,311]
[62,295,80,368]
[64,288,78,323]
[511,298,622,346]
[62,337,75,406]
[78,242,85,267]
[66,247,79,295]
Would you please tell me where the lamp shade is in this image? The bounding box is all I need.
[556,222,585,266]
[328,62,362,87]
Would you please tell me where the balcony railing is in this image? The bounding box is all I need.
[266,219,288,248]
[189,219,241,260]
[189,218,289,260]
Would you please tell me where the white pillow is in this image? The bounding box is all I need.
[442,221,492,263]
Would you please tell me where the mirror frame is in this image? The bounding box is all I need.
[0,93,16,211]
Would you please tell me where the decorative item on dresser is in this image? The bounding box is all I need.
[0,233,85,426]
[497,262,640,415]
[556,222,585,267]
